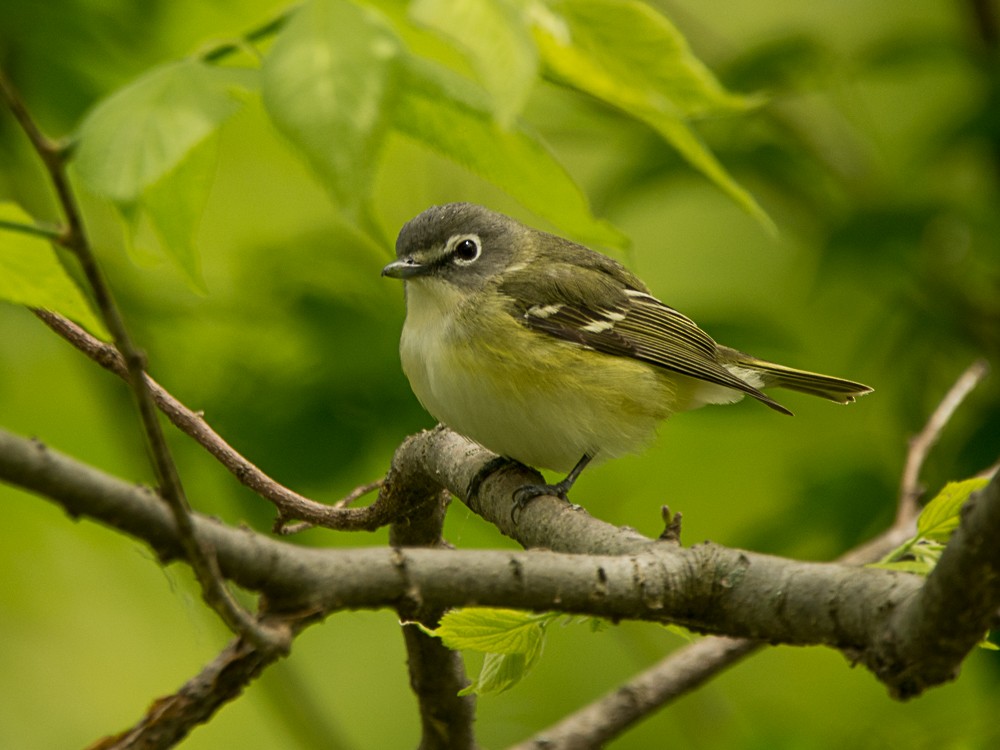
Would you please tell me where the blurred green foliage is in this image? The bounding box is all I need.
[1,0,998,748]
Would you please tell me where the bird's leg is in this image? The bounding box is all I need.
[511,453,594,520]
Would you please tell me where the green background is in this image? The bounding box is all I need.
[1,0,998,747]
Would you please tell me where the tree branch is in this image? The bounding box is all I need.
[897,359,990,526]
[4,425,997,701]
[508,637,759,750]
[86,623,307,750]
[388,482,478,750]
[875,469,1000,697]
[0,70,283,652]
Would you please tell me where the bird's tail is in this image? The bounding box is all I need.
[724,349,874,405]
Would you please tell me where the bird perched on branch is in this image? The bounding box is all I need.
[383,203,872,508]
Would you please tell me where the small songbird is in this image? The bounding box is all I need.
[382,203,872,507]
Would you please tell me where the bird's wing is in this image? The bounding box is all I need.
[500,263,791,414]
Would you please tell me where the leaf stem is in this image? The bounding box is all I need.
[200,4,298,63]
[0,217,63,240]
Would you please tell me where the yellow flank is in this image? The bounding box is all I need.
[401,276,680,472]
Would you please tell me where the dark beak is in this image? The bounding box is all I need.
[381,257,426,279]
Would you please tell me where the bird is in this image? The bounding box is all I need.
[382,202,872,509]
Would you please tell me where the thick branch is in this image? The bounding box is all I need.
[390,426,654,555]
[6,425,996,701]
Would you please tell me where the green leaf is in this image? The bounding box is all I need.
[459,649,541,695]
[431,608,550,696]
[137,134,220,291]
[410,0,538,127]
[530,0,772,230]
[394,55,627,248]
[431,607,551,654]
[0,203,109,337]
[867,559,934,576]
[262,0,402,209]
[75,59,255,203]
[532,0,751,117]
[871,476,989,577]
[918,477,989,542]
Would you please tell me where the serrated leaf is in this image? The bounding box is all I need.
[394,55,627,248]
[0,203,109,337]
[918,477,989,542]
[432,607,550,655]
[262,0,402,209]
[75,59,255,203]
[530,0,772,230]
[410,0,538,127]
[459,648,542,695]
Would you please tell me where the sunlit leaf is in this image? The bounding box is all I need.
[0,203,108,337]
[872,477,989,577]
[532,0,750,117]
[459,648,543,695]
[429,608,550,696]
[75,59,255,203]
[530,0,772,230]
[394,56,627,248]
[430,607,550,654]
[410,0,538,126]
[262,0,402,209]
[918,477,988,542]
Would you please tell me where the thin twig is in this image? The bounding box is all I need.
[273,480,383,535]
[34,309,387,531]
[1,70,284,652]
[508,638,759,750]
[86,614,313,750]
[898,359,990,526]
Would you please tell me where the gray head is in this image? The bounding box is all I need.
[382,203,527,290]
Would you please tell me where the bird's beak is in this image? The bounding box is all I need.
[381,257,426,280]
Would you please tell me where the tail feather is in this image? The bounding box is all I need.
[724,350,874,405]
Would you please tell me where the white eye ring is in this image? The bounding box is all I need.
[449,234,482,265]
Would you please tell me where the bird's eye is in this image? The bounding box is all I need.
[452,236,482,264]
